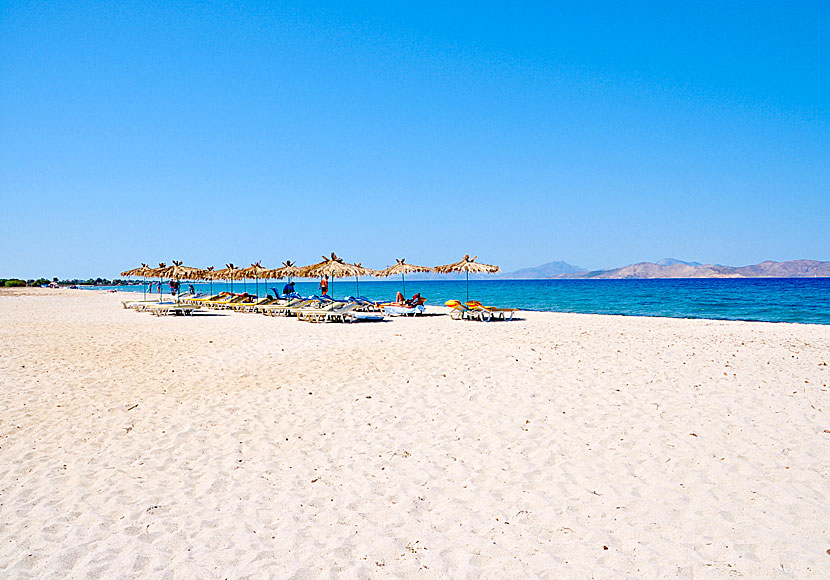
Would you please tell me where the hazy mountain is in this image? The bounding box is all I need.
[555,259,830,279]
[501,261,585,279]
[656,258,702,267]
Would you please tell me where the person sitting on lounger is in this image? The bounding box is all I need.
[282,281,295,297]
[407,293,424,306]
[395,291,405,304]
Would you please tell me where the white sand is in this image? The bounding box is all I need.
[1,288,829,579]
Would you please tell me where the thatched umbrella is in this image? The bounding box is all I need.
[146,263,167,301]
[121,263,154,300]
[214,263,243,294]
[299,252,363,299]
[434,254,500,302]
[156,261,202,305]
[348,262,381,297]
[378,258,431,298]
[200,266,216,295]
[240,261,269,298]
[264,260,303,297]
[273,260,302,282]
[156,260,202,281]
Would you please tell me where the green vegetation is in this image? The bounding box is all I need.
[0,276,140,287]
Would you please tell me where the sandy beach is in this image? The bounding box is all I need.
[1,288,828,579]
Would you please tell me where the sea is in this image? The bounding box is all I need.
[91,278,830,325]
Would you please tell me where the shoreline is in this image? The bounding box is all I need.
[36,284,830,327]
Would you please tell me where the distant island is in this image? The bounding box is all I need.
[500,259,830,279]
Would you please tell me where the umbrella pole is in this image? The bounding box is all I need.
[143,275,146,300]
[356,276,359,297]
[176,275,180,306]
[256,276,259,299]
[402,274,406,297]
[466,271,469,302]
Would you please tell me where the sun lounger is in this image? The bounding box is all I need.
[445,300,491,321]
[259,298,306,316]
[203,294,255,309]
[146,303,200,316]
[465,301,517,320]
[121,299,164,310]
[347,311,385,322]
[343,296,383,311]
[297,302,358,323]
[263,298,318,317]
[126,300,180,312]
[229,296,278,312]
[182,293,224,305]
[382,304,426,316]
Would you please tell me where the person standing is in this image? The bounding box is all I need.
[319,275,329,296]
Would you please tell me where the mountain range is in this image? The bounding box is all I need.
[500,260,586,279]
[535,259,830,279]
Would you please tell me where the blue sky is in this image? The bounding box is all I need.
[1,1,828,278]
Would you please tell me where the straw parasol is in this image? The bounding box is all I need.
[264,260,303,297]
[378,258,431,298]
[299,252,363,299]
[146,263,168,301]
[200,266,216,295]
[240,261,269,298]
[156,261,203,304]
[214,263,243,294]
[121,263,154,300]
[349,262,381,297]
[434,254,500,302]
[156,260,202,280]
[272,260,302,282]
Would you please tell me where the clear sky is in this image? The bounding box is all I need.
[1,1,828,278]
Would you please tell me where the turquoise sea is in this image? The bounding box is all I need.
[95,278,830,325]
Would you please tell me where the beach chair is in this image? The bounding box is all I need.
[344,296,383,312]
[347,311,386,322]
[297,302,358,323]
[259,297,304,316]
[121,299,163,310]
[230,296,278,312]
[132,301,179,312]
[181,293,224,305]
[382,303,426,316]
[465,301,517,321]
[203,293,255,310]
[145,303,200,316]
[188,292,227,303]
[445,300,491,321]
[263,298,317,317]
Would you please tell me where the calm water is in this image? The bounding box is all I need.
[95,278,830,325]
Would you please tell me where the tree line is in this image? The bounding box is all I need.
[0,277,141,287]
